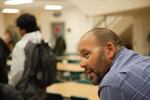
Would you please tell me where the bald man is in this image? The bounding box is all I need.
[78,28,150,100]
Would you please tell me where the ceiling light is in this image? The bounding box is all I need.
[2,8,20,13]
[44,5,63,10]
[5,0,33,5]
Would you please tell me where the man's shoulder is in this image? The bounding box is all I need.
[100,69,128,88]
[15,39,29,49]
[100,60,150,89]
[12,39,29,56]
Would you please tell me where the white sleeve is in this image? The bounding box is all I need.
[9,44,25,86]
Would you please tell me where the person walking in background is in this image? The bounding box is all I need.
[9,13,45,100]
[51,26,66,56]
[78,28,150,100]
[0,30,13,83]
[52,34,66,56]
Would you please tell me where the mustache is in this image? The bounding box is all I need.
[85,67,93,74]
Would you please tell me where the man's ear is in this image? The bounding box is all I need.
[104,42,116,60]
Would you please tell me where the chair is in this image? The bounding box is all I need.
[77,79,92,84]
[70,96,88,100]
[70,72,82,80]
[68,60,80,64]
[45,93,63,100]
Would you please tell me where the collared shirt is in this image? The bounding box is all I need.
[99,48,150,100]
[9,31,42,86]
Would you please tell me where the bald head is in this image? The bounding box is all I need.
[81,28,124,49]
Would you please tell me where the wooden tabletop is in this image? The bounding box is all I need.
[7,60,84,72]
[47,81,99,100]
[57,63,84,72]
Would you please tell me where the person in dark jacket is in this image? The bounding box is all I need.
[0,30,12,83]
[52,35,66,56]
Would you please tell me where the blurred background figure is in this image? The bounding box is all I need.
[51,23,66,56]
[50,22,66,56]
[0,30,13,84]
[0,30,13,83]
[52,33,66,56]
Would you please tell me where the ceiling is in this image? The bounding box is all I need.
[70,0,150,16]
[0,0,76,11]
[0,0,150,16]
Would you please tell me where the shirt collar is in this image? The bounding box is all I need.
[99,47,127,87]
[22,31,42,43]
[110,47,127,69]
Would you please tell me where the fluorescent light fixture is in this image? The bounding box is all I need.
[2,8,20,13]
[44,5,63,10]
[5,0,33,5]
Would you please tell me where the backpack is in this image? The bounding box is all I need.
[16,40,57,100]
[0,83,24,100]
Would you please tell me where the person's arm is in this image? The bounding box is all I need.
[0,46,8,83]
[9,45,25,86]
[100,86,128,100]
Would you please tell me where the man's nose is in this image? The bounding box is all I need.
[80,58,87,68]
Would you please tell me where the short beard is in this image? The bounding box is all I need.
[94,49,111,85]
[93,73,103,85]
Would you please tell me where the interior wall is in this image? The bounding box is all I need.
[1,7,93,53]
[110,15,133,36]
[26,8,93,53]
[4,13,20,30]
[62,8,93,53]
[133,12,150,55]
[120,26,133,49]
[0,13,4,35]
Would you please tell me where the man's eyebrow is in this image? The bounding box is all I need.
[78,49,84,56]
[80,48,91,54]
[80,49,86,54]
